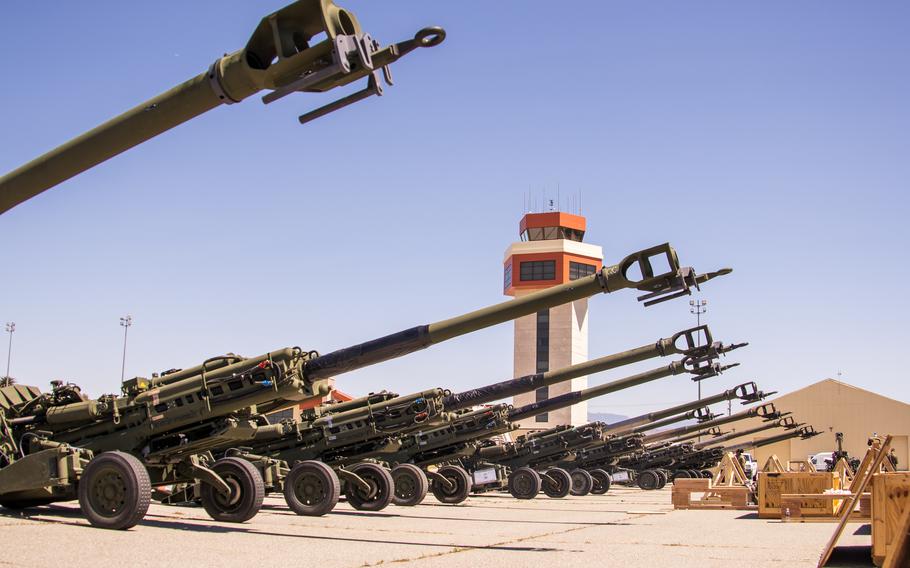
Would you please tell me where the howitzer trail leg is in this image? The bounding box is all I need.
[570,469,594,496]
[542,468,572,499]
[391,464,429,507]
[283,461,340,516]
[344,463,394,512]
[429,466,471,505]
[198,457,265,523]
[589,469,611,495]
[77,452,150,530]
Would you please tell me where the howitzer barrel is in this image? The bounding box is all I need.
[0,0,446,213]
[605,382,761,435]
[508,359,697,422]
[694,417,796,450]
[444,325,718,411]
[723,427,816,453]
[643,402,780,444]
[304,245,730,381]
[627,408,712,434]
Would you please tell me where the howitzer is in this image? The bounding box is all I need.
[693,416,799,450]
[0,244,728,528]
[723,425,820,454]
[642,402,783,444]
[670,426,727,444]
[206,325,744,512]
[605,381,768,435]
[1,0,446,214]
[443,325,744,411]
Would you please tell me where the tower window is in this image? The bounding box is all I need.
[569,261,597,280]
[520,260,556,281]
[503,262,512,291]
[535,309,549,422]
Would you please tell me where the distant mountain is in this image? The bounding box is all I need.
[588,411,628,423]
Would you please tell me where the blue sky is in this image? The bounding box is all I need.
[1,1,908,417]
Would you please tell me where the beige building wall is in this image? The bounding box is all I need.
[727,379,909,470]
[512,295,589,430]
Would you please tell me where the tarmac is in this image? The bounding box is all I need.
[0,486,874,568]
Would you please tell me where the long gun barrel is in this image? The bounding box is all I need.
[693,416,798,449]
[642,402,782,444]
[0,0,446,213]
[507,357,735,422]
[604,381,767,435]
[723,426,820,453]
[443,326,745,411]
[303,244,730,381]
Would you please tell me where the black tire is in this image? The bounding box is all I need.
[429,465,472,505]
[199,457,265,523]
[283,460,340,516]
[542,468,572,498]
[672,469,692,482]
[569,469,594,496]
[654,470,669,489]
[392,464,429,507]
[77,451,150,530]
[589,469,612,495]
[508,467,541,499]
[636,470,661,491]
[700,470,713,478]
[345,463,394,512]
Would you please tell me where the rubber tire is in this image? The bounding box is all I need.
[700,470,713,478]
[569,469,594,496]
[199,457,265,523]
[542,468,572,498]
[589,469,612,495]
[392,464,429,507]
[508,467,541,500]
[636,470,661,491]
[284,460,340,516]
[345,463,394,512]
[672,469,692,482]
[429,465,472,505]
[77,451,151,530]
[654,470,669,489]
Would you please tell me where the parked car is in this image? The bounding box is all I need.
[809,451,835,470]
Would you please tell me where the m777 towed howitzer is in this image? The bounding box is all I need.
[0,0,445,214]
[692,416,800,450]
[0,245,730,529]
[641,401,785,444]
[185,325,744,514]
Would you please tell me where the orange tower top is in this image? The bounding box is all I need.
[504,212,603,296]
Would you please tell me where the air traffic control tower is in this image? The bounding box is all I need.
[503,211,604,431]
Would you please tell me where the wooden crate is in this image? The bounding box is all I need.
[672,478,751,510]
[757,471,840,519]
[872,472,910,566]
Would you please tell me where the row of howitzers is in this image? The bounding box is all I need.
[0,244,818,529]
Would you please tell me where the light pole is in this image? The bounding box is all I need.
[119,315,132,382]
[4,322,14,379]
[689,299,707,400]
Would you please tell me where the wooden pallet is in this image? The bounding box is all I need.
[779,492,871,523]
[672,477,753,510]
[872,472,910,566]
[818,435,893,567]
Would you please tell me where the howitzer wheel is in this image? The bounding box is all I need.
[392,464,429,507]
[589,469,612,495]
[700,470,713,478]
[671,469,692,482]
[199,457,264,523]
[542,468,572,498]
[654,469,669,489]
[345,463,394,512]
[508,467,541,500]
[284,460,340,517]
[636,470,661,491]
[429,465,472,505]
[569,469,594,496]
[77,451,150,530]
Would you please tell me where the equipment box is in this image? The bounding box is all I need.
[757,471,840,519]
